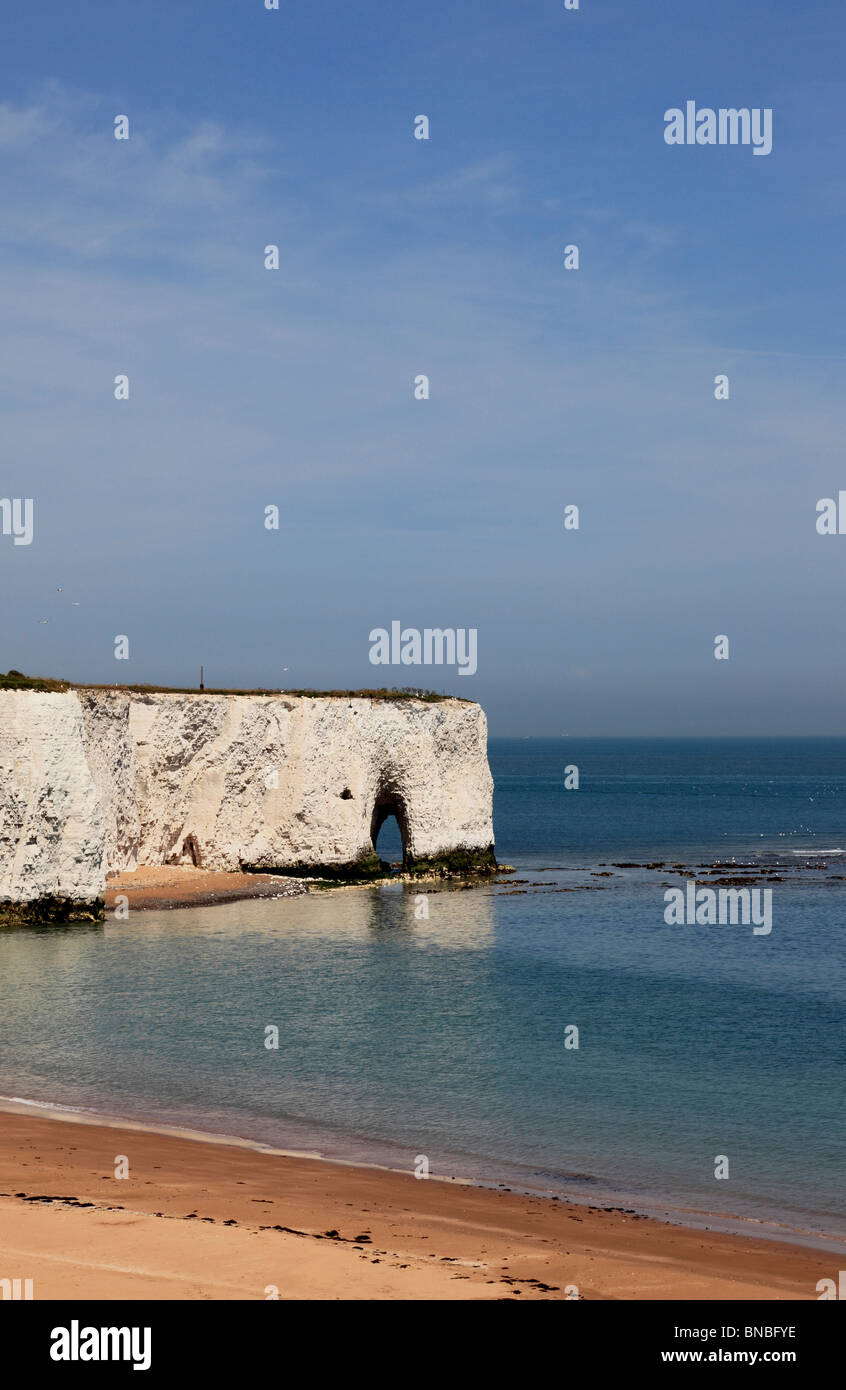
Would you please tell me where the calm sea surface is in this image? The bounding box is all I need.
[1,738,844,1243]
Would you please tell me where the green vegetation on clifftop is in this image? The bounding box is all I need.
[0,672,463,701]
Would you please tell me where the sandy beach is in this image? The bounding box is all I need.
[0,1104,832,1301]
[105,866,308,912]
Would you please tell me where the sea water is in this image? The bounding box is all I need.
[1,738,843,1244]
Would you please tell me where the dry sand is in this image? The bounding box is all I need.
[0,1105,833,1301]
[105,865,307,911]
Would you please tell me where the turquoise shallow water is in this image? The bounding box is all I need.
[1,738,844,1244]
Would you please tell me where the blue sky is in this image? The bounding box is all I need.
[2,0,845,734]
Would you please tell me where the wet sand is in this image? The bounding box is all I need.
[0,1104,832,1300]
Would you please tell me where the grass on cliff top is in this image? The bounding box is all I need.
[0,671,462,701]
[0,669,71,692]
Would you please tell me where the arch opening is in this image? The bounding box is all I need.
[370,791,410,868]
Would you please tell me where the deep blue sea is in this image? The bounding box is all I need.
[1,738,844,1246]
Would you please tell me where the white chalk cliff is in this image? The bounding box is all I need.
[0,690,496,918]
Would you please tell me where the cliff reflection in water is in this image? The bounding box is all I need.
[101,880,497,951]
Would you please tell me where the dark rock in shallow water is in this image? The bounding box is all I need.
[0,896,104,927]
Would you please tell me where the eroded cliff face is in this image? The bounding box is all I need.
[0,692,105,919]
[0,690,495,919]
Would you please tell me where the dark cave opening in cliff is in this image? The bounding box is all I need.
[370,794,410,868]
